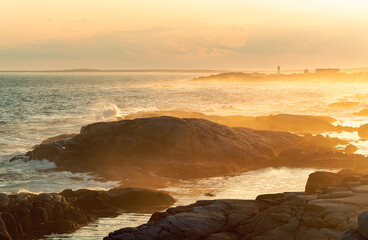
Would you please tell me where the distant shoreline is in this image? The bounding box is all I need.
[1,67,368,74]
[0,69,226,73]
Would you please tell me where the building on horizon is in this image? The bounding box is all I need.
[277,65,280,74]
[315,68,340,73]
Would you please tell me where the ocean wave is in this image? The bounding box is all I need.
[0,158,119,194]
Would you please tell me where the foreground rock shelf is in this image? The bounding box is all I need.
[0,188,174,240]
[104,170,368,240]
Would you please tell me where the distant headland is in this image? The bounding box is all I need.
[0,69,224,73]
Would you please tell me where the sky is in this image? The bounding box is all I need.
[1,0,368,70]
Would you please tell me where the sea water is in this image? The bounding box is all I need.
[1,72,368,239]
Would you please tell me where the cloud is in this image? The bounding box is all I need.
[1,24,368,70]
[0,25,250,61]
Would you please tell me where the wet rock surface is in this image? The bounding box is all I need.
[0,188,174,240]
[104,170,368,240]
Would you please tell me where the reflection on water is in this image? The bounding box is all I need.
[162,167,335,206]
[41,213,150,240]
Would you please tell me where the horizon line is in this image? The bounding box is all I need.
[0,67,367,73]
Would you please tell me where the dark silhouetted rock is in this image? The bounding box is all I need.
[0,218,11,240]
[107,188,175,213]
[305,171,343,194]
[339,229,366,240]
[20,117,308,183]
[0,188,174,240]
[358,211,368,238]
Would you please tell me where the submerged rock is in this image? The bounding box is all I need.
[104,171,368,240]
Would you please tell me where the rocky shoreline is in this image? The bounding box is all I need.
[9,116,367,189]
[6,116,368,239]
[0,188,174,240]
[104,170,368,240]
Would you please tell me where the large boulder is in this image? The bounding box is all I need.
[107,188,175,213]
[0,218,11,240]
[0,188,174,240]
[358,211,368,238]
[25,117,304,181]
[339,211,368,240]
[305,171,343,194]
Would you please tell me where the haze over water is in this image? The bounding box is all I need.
[1,72,368,239]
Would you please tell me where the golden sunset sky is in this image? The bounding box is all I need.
[1,0,368,70]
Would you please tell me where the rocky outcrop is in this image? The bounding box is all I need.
[191,71,368,84]
[11,117,307,181]
[339,211,368,239]
[11,117,358,187]
[124,111,354,133]
[0,188,174,240]
[104,170,368,240]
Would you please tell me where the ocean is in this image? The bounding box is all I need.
[1,72,368,239]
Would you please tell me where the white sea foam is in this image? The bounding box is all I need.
[95,103,122,121]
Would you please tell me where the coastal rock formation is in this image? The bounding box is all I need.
[191,71,368,83]
[10,116,366,187]
[124,111,350,133]
[14,117,309,181]
[339,211,368,239]
[104,170,368,240]
[0,188,174,240]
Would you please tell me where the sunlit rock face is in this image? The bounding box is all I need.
[124,111,342,133]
